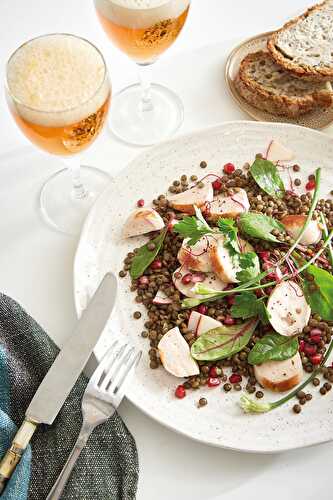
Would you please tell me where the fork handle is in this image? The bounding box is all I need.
[46,423,94,500]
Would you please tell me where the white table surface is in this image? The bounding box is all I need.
[0,1,332,499]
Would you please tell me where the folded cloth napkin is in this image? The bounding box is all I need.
[0,293,139,500]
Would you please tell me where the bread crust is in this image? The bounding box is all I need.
[267,0,333,81]
[235,51,333,117]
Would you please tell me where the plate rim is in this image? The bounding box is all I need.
[74,120,333,453]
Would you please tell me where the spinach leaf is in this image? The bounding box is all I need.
[231,292,270,324]
[303,264,333,321]
[173,207,213,246]
[239,212,286,242]
[247,332,299,365]
[190,319,258,361]
[250,158,285,199]
[130,229,167,279]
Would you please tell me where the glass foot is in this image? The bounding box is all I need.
[40,166,110,236]
[109,83,184,146]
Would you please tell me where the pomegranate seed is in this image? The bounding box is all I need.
[310,335,322,344]
[191,273,206,283]
[209,366,222,378]
[227,295,235,306]
[304,344,317,356]
[137,198,145,207]
[151,260,162,270]
[306,180,316,191]
[258,251,271,261]
[229,373,242,384]
[255,289,264,298]
[138,276,149,286]
[299,339,305,352]
[224,316,235,325]
[208,377,221,387]
[175,385,186,399]
[181,273,193,285]
[310,354,322,365]
[212,179,223,190]
[197,304,208,315]
[310,328,322,337]
[223,162,235,174]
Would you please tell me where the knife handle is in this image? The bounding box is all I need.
[0,420,37,495]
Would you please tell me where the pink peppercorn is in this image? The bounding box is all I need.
[197,304,208,315]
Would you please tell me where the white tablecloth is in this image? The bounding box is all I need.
[0,1,332,499]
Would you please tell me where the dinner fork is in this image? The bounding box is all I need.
[46,341,142,500]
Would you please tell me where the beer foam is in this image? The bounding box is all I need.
[7,34,110,127]
[95,0,190,29]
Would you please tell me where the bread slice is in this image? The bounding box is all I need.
[268,0,333,81]
[235,51,333,117]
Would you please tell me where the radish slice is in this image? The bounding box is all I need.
[207,189,249,222]
[254,353,303,392]
[281,215,322,246]
[123,208,164,238]
[153,289,172,305]
[158,327,199,377]
[210,237,256,283]
[172,266,227,299]
[266,140,295,163]
[168,183,213,215]
[267,281,311,336]
[188,311,222,337]
[178,236,213,273]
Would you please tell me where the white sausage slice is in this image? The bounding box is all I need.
[122,208,164,238]
[168,183,213,215]
[207,189,249,222]
[209,237,256,283]
[281,215,322,247]
[188,311,222,337]
[266,140,295,163]
[267,281,311,336]
[172,266,227,299]
[178,236,213,273]
[254,353,303,392]
[158,327,199,378]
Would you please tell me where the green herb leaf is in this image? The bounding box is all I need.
[217,218,240,253]
[231,292,270,324]
[235,252,260,282]
[303,264,333,321]
[190,319,258,361]
[250,159,285,199]
[247,332,299,365]
[239,212,286,242]
[173,207,213,246]
[130,229,167,279]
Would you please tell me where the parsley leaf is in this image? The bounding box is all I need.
[217,218,240,253]
[235,252,260,283]
[231,292,270,324]
[173,207,213,246]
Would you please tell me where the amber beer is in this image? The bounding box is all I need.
[94,0,190,64]
[6,34,111,156]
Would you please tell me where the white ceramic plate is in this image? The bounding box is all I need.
[74,121,333,453]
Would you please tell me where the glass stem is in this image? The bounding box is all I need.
[64,158,88,200]
[138,63,153,112]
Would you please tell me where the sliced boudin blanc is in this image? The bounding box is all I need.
[267,281,311,336]
[158,326,199,377]
[266,140,295,163]
[254,352,303,392]
[281,214,322,246]
[188,311,222,337]
[207,189,250,221]
[168,182,213,215]
[122,208,164,238]
[178,235,213,273]
[172,266,227,299]
[209,237,256,283]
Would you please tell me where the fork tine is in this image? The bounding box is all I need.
[104,347,135,392]
[100,343,129,391]
[89,340,119,388]
[109,350,142,396]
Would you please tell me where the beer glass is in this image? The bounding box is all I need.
[94,0,190,146]
[5,34,111,234]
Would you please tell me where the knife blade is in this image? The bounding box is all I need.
[0,272,117,494]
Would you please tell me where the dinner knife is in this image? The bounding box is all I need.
[0,272,117,494]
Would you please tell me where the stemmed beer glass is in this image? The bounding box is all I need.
[94,0,190,146]
[5,33,111,235]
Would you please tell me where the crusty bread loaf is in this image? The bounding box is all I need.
[268,0,333,81]
[235,51,333,117]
